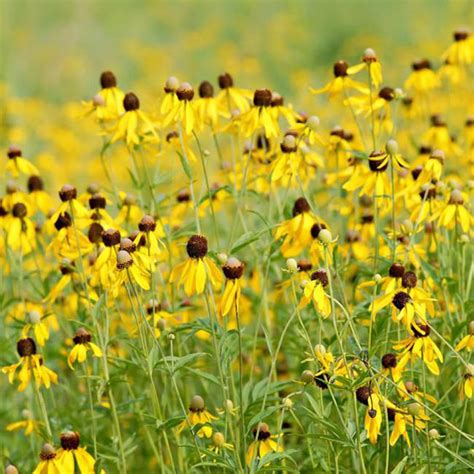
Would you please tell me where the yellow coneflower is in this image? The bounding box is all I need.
[436,189,472,233]
[56,431,97,473]
[346,48,383,88]
[2,338,58,392]
[160,76,180,116]
[6,410,39,436]
[177,395,218,438]
[133,214,164,258]
[215,72,252,114]
[82,70,125,121]
[356,386,382,444]
[27,175,53,214]
[220,257,244,316]
[311,60,368,99]
[5,145,39,177]
[240,88,280,138]
[208,432,234,456]
[115,191,142,226]
[404,59,440,94]
[162,82,197,135]
[298,268,331,318]
[442,28,474,65]
[21,309,50,347]
[4,202,36,255]
[193,80,227,131]
[455,321,474,352]
[381,353,403,382]
[33,443,62,474]
[169,235,223,296]
[67,328,103,370]
[114,244,150,292]
[394,324,444,375]
[111,92,158,146]
[246,423,283,467]
[459,364,474,400]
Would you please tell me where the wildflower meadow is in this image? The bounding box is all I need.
[1,1,473,473]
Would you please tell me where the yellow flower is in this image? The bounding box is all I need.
[215,72,253,114]
[27,175,54,214]
[404,59,440,93]
[33,443,63,474]
[56,431,98,473]
[5,145,38,177]
[177,395,218,438]
[4,202,36,255]
[193,80,228,131]
[346,48,383,88]
[114,245,151,292]
[311,60,369,99]
[220,257,244,317]
[2,338,58,392]
[67,328,103,370]
[162,82,197,136]
[6,410,39,436]
[298,269,331,318]
[21,309,50,347]
[436,189,472,233]
[208,432,234,456]
[459,365,474,400]
[82,70,125,121]
[170,235,223,296]
[246,423,283,467]
[394,324,444,375]
[364,393,382,444]
[455,322,474,352]
[239,89,280,138]
[111,92,158,146]
[442,28,474,65]
[274,197,323,257]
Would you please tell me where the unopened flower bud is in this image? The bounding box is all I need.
[314,344,326,356]
[165,76,180,92]
[223,399,234,412]
[217,253,228,265]
[301,370,314,384]
[27,310,41,325]
[407,402,421,417]
[190,395,205,411]
[283,397,294,409]
[429,428,440,439]
[318,228,332,244]
[212,432,226,447]
[286,258,298,273]
[374,274,382,284]
[5,465,18,474]
[385,139,398,155]
[307,115,320,131]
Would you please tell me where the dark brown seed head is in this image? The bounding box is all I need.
[102,228,121,247]
[411,59,432,71]
[387,408,396,422]
[146,299,162,315]
[28,176,44,192]
[100,71,117,88]
[222,257,244,280]
[378,87,395,101]
[123,92,140,111]
[198,81,214,98]
[361,213,374,224]
[430,114,446,127]
[218,72,234,89]
[54,212,72,231]
[333,60,348,77]
[369,150,388,172]
[60,431,80,451]
[176,83,194,101]
[356,386,372,405]
[253,88,272,107]
[166,131,179,142]
[310,269,329,287]
[392,291,411,310]
[88,193,106,210]
[119,238,136,253]
[381,353,397,369]
[454,29,469,41]
[297,259,312,272]
[402,96,414,107]
[73,327,92,345]
[253,423,271,440]
[12,202,27,218]
[60,259,75,275]
[88,222,104,244]
[7,145,22,158]
[465,116,474,127]
[186,235,208,259]
[138,214,156,232]
[39,443,57,461]
[0,200,7,217]
[59,184,77,202]
[389,263,405,278]
[412,324,430,338]
[280,134,297,153]
[177,189,191,202]
[368,408,377,418]
[419,145,432,155]
[129,230,145,247]
[292,197,310,216]
[310,222,326,239]
[314,372,330,389]
[402,271,417,288]
[17,337,37,357]
[411,166,423,181]
[330,126,345,138]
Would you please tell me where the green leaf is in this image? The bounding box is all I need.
[391,456,408,474]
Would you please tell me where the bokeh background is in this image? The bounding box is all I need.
[1,0,473,186]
